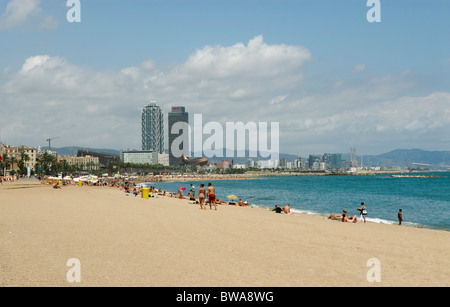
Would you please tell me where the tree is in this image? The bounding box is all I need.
[0,152,8,176]
[35,151,58,176]
[17,150,31,176]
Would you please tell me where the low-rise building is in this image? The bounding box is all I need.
[120,150,158,165]
[59,155,100,171]
[157,152,170,166]
[0,144,37,175]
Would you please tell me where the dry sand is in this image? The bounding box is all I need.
[1,179,449,287]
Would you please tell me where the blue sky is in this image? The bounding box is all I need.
[1,0,449,156]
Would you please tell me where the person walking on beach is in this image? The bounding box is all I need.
[398,209,403,225]
[357,202,367,223]
[207,182,217,210]
[198,184,206,210]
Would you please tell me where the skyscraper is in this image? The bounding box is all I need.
[168,106,189,166]
[141,102,164,154]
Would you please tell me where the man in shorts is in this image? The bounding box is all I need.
[207,182,217,210]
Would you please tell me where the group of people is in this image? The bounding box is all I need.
[328,202,368,223]
[189,183,218,210]
[272,204,295,215]
[0,176,16,184]
[328,202,404,225]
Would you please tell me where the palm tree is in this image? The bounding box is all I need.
[18,150,31,176]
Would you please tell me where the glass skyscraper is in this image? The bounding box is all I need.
[141,103,164,154]
[168,106,189,166]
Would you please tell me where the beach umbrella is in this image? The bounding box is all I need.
[179,187,186,191]
[227,195,238,200]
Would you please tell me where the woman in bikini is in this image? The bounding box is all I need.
[198,184,206,210]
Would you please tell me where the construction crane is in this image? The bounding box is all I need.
[46,137,59,152]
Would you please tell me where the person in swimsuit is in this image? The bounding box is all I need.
[342,210,358,223]
[398,209,403,225]
[207,182,217,210]
[198,184,206,210]
[282,204,291,214]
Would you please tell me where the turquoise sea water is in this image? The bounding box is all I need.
[145,172,450,230]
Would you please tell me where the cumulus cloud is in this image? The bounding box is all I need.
[1,36,449,155]
[0,0,41,28]
[0,0,58,30]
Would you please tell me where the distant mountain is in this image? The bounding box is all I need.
[45,146,450,169]
[192,149,298,164]
[43,146,120,156]
[377,149,450,165]
[345,149,450,169]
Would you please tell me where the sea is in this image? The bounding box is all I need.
[143,171,450,231]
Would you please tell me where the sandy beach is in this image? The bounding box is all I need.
[1,179,449,287]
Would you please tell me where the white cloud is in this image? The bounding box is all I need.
[1,36,449,156]
[0,0,41,29]
[353,64,367,73]
[0,0,58,30]
[40,15,58,30]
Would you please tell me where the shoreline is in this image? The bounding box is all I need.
[134,169,442,183]
[1,179,449,286]
[138,175,449,232]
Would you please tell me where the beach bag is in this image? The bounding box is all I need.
[362,209,367,215]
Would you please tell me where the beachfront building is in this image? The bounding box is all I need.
[0,145,37,175]
[141,102,164,154]
[121,150,158,165]
[308,154,322,170]
[216,160,231,169]
[77,149,119,168]
[232,164,247,169]
[294,157,305,169]
[257,159,279,169]
[328,153,343,169]
[37,146,58,159]
[157,152,170,166]
[59,155,100,171]
[168,106,189,166]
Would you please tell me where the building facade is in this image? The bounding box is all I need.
[1,145,37,175]
[141,102,164,154]
[157,152,170,166]
[59,155,100,171]
[168,106,189,166]
[121,150,158,165]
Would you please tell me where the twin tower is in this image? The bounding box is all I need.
[141,103,188,166]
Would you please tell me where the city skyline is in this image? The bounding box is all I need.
[0,1,449,157]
